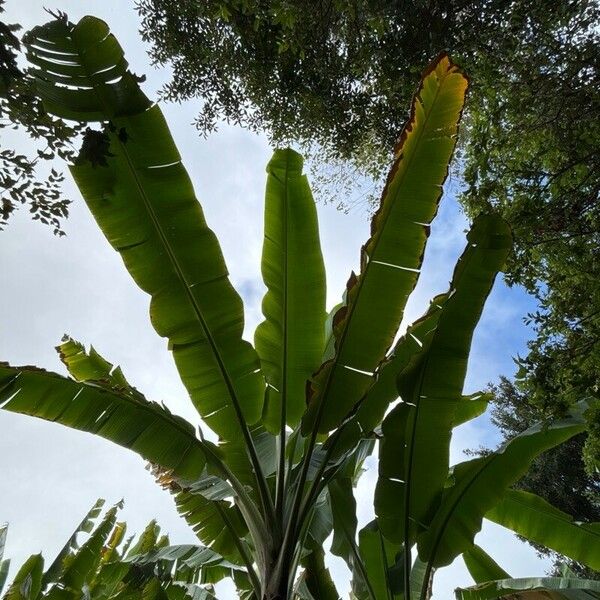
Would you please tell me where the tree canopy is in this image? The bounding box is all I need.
[0,1,80,234]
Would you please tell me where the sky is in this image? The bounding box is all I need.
[0,1,550,598]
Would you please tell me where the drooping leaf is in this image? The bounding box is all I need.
[124,544,242,585]
[24,15,265,444]
[454,577,600,599]
[255,148,326,432]
[303,54,468,435]
[463,545,510,585]
[164,582,218,600]
[485,489,600,571]
[170,487,249,566]
[417,406,587,568]
[0,364,207,482]
[375,214,512,544]
[452,393,492,428]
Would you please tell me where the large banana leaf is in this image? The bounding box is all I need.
[255,149,326,433]
[354,293,448,435]
[23,15,264,443]
[302,54,469,435]
[417,407,587,568]
[0,364,207,482]
[327,437,375,569]
[353,520,404,600]
[485,490,600,571]
[324,293,448,464]
[375,214,512,544]
[455,577,600,599]
[462,545,510,584]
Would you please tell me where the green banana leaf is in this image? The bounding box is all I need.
[5,554,43,600]
[57,337,131,390]
[55,339,264,515]
[452,393,492,428]
[329,478,358,569]
[302,54,469,435]
[172,488,249,566]
[0,364,207,482]
[12,500,231,600]
[324,293,448,465]
[417,406,587,568]
[462,545,510,584]
[354,293,448,435]
[353,520,404,600]
[42,498,106,586]
[55,503,120,594]
[455,577,600,599]
[100,521,127,566]
[125,520,162,558]
[124,544,242,585]
[24,15,265,444]
[375,214,512,544]
[410,556,433,600]
[296,545,339,600]
[255,148,326,433]
[0,524,10,596]
[485,489,600,571]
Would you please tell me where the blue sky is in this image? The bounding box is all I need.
[0,2,548,598]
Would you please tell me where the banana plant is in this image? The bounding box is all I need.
[1,500,235,600]
[454,545,600,599]
[1,12,598,600]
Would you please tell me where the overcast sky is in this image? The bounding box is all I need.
[0,2,550,598]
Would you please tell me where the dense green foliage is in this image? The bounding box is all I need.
[1,13,599,600]
[0,1,79,233]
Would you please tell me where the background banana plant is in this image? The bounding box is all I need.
[1,12,598,600]
[1,500,238,600]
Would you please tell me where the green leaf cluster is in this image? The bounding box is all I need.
[1,501,235,600]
